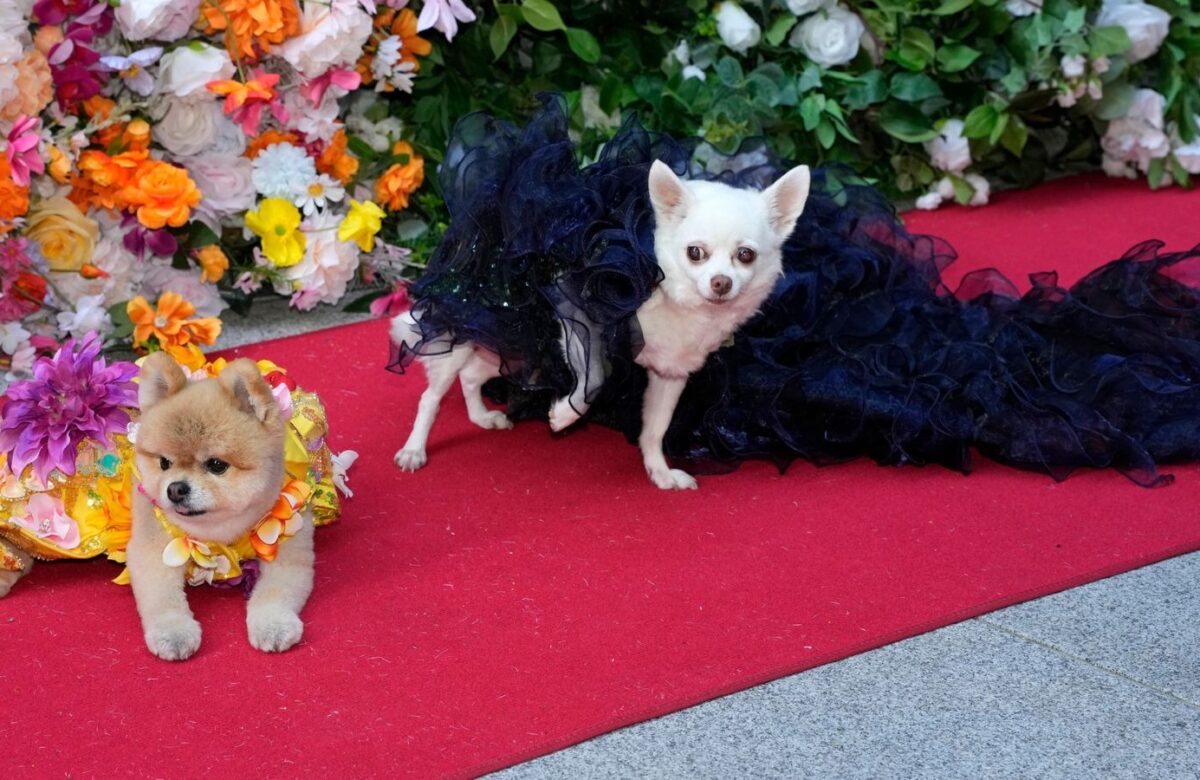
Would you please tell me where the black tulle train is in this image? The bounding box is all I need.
[391,95,1200,486]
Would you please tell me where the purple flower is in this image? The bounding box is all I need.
[99,46,162,96]
[0,334,138,483]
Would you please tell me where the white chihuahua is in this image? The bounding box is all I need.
[391,160,811,489]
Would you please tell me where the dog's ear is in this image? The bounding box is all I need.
[138,351,187,411]
[761,165,810,240]
[218,358,279,425]
[648,160,691,226]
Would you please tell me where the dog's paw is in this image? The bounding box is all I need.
[394,447,427,471]
[144,615,202,661]
[471,410,513,430]
[248,607,304,653]
[0,569,23,598]
[648,467,699,491]
[548,398,582,432]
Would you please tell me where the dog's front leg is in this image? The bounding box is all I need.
[246,512,315,653]
[128,495,201,661]
[639,370,697,490]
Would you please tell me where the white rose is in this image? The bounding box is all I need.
[1096,0,1171,63]
[789,4,864,68]
[183,153,256,217]
[276,0,374,79]
[786,0,828,14]
[1170,116,1200,175]
[914,191,944,210]
[1101,88,1170,173]
[152,97,223,157]
[157,44,234,100]
[114,0,202,42]
[1004,0,1039,16]
[715,2,761,55]
[924,119,971,174]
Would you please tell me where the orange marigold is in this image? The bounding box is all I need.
[316,129,359,185]
[245,129,301,159]
[0,157,30,231]
[201,0,302,61]
[122,160,203,230]
[375,141,425,212]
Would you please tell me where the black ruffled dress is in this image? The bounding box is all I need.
[391,95,1200,487]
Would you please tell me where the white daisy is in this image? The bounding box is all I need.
[294,174,346,216]
[251,143,318,200]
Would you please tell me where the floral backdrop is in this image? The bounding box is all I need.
[0,0,1196,380]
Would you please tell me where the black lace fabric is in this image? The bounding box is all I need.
[391,94,1200,486]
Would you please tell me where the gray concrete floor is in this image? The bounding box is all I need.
[223,306,1200,779]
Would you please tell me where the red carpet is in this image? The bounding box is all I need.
[3,174,1200,778]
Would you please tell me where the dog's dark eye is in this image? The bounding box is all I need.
[159,457,171,471]
[205,458,230,476]
[736,247,757,264]
[686,245,704,263]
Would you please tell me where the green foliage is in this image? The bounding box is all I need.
[380,0,1199,220]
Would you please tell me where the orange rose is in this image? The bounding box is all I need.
[316,129,358,185]
[246,129,300,159]
[73,149,147,212]
[46,146,72,184]
[124,160,202,230]
[0,157,30,230]
[374,141,425,212]
[201,0,302,61]
[122,119,152,153]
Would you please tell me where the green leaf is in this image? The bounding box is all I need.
[890,72,942,102]
[765,14,797,47]
[489,16,519,60]
[184,223,218,250]
[934,0,973,15]
[343,289,389,313]
[715,56,743,87]
[949,174,974,205]
[1093,82,1135,121]
[878,102,938,143]
[797,64,822,94]
[936,44,980,73]
[962,104,999,138]
[896,28,935,71]
[816,118,836,150]
[108,302,133,341]
[1062,7,1086,34]
[844,70,888,110]
[1088,25,1131,58]
[565,27,601,63]
[998,65,1027,95]
[988,111,1009,145]
[521,0,566,32]
[799,94,825,130]
[1147,156,1166,190]
[999,114,1028,156]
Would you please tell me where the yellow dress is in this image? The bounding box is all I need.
[0,360,340,584]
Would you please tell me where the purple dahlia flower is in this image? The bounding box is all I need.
[0,333,138,482]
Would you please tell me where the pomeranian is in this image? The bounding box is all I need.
[391,161,811,490]
[129,353,315,660]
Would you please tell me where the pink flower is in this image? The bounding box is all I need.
[7,115,45,188]
[416,0,476,41]
[369,284,410,317]
[12,493,81,549]
[301,67,362,107]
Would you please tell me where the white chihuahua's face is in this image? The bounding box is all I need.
[648,161,811,310]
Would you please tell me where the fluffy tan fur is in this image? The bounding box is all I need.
[128,353,315,661]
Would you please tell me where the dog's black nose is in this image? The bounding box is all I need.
[167,481,191,504]
[710,275,733,296]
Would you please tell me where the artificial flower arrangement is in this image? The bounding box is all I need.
[0,0,447,381]
[3,0,1199,384]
